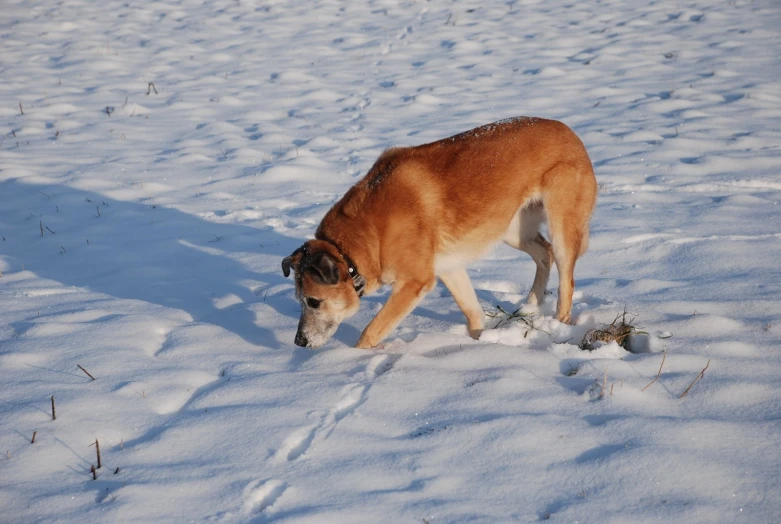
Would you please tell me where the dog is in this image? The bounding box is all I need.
[282,117,597,349]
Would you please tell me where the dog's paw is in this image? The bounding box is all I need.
[468,328,483,340]
[355,335,377,350]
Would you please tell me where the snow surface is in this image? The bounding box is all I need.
[2,0,781,522]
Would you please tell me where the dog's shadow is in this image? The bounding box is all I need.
[0,179,304,349]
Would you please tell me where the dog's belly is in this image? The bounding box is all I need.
[432,207,525,274]
[433,240,498,274]
[434,252,475,274]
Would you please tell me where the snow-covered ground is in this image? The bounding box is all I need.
[2,0,781,521]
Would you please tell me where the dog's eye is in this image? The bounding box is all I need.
[306,298,321,309]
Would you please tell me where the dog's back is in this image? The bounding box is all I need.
[325,117,595,260]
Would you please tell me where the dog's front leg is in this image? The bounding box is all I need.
[438,268,484,340]
[356,278,435,349]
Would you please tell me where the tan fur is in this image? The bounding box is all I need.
[283,117,597,349]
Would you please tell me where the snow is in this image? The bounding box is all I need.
[2,0,781,521]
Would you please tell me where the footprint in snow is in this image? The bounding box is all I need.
[272,353,400,462]
[366,353,400,377]
[275,425,318,462]
[242,479,287,515]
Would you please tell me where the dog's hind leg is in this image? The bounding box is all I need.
[439,268,484,339]
[503,201,554,308]
[524,234,554,307]
[543,163,597,324]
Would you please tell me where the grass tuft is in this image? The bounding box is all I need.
[579,308,646,352]
[486,305,551,336]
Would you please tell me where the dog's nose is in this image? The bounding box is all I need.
[294,332,308,347]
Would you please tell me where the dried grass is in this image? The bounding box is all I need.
[486,305,551,336]
[579,308,646,352]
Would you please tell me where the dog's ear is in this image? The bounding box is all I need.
[308,251,340,285]
[281,247,304,278]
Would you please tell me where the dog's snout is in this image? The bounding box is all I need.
[294,331,308,347]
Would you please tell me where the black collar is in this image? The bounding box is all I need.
[317,235,365,297]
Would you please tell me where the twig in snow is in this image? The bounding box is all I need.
[77,364,96,380]
[51,396,56,420]
[641,352,667,392]
[610,379,623,395]
[40,220,45,237]
[91,465,97,480]
[146,82,158,95]
[680,359,710,398]
[96,206,101,218]
[31,431,37,444]
[105,106,114,117]
[114,467,120,474]
[19,102,24,115]
[90,438,102,468]
[599,367,608,399]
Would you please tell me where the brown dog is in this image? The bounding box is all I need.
[282,117,597,349]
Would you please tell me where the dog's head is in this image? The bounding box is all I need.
[282,240,365,348]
